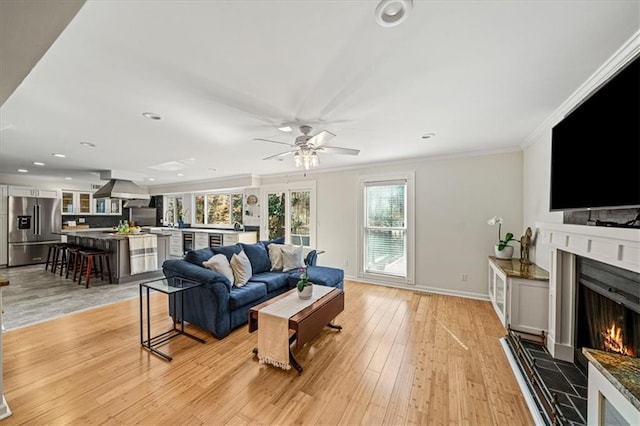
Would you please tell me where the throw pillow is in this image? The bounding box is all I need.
[184,248,214,266]
[211,244,242,262]
[268,244,284,271]
[281,244,305,272]
[230,250,252,287]
[202,254,234,285]
[240,243,271,274]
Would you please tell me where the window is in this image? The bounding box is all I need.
[193,191,244,226]
[264,183,315,247]
[359,173,414,284]
[164,195,184,225]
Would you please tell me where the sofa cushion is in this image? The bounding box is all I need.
[212,244,242,262]
[184,247,214,266]
[282,244,305,271]
[229,281,267,310]
[249,271,290,293]
[240,242,271,274]
[287,265,344,289]
[268,244,284,271]
[259,237,285,248]
[230,250,252,287]
[202,254,234,284]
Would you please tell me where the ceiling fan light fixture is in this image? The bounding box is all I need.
[294,151,302,168]
[310,152,319,168]
[375,0,412,27]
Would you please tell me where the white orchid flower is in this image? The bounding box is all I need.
[487,216,503,225]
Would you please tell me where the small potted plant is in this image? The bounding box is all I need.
[297,268,313,299]
[487,216,516,259]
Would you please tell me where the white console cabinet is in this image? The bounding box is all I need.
[488,257,549,336]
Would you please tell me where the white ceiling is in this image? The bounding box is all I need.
[0,0,638,187]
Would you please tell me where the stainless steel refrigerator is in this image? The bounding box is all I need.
[8,196,62,266]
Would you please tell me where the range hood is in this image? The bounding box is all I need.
[93,179,150,201]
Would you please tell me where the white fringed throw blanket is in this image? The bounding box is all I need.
[128,234,158,275]
[258,285,334,370]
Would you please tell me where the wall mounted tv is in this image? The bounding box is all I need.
[550,55,640,211]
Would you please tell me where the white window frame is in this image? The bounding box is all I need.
[261,181,317,248]
[163,195,184,226]
[193,191,244,227]
[357,171,415,286]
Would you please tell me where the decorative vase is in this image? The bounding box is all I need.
[298,283,313,300]
[495,245,514,259]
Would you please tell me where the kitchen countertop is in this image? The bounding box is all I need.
[150,227,255,234]
[62,231,170,240]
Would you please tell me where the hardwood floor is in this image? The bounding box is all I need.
[2,280,533,425]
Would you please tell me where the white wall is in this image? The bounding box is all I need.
[262,150,523,299]
[522,31,640,271]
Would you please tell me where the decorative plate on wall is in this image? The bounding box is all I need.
[246,195,258,205]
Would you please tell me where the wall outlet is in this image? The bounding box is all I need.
[78,218,85,223]
[344,259,349,267]
[460,273,468,282]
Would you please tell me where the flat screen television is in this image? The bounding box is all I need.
[550,55,640,211]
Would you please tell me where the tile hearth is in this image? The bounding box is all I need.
[506,334,588,425]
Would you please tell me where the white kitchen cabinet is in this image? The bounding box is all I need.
[0,185,7,215]
[8,185,59,198]
[0,215,6,266]
[223,231,257,246]
[94,198,122,215]
[488,256,550,336]
[167,230,183,257]
[61,191,93,215]
[194,232,209,250]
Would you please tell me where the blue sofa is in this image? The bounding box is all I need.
[162,241,344,339]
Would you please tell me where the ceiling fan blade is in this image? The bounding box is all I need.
[318,146,360,156]
[254,138,292,146]
[263,150,295,160]
[308,130,335,147]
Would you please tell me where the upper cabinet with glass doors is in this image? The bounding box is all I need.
[61,191,92,215]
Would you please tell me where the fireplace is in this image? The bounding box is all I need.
[574,257,640,372]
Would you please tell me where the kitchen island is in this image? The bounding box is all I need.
[63,231,170,283]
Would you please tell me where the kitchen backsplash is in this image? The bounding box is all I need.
[63,208,132,228]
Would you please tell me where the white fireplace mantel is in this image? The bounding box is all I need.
[536,222,639,362]
[536,222,640,275]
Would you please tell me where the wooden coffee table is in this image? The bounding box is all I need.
[248,287,344,374]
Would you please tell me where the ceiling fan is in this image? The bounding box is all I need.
[255,125,360,170]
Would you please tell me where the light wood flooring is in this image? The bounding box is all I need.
[2,280,533,425]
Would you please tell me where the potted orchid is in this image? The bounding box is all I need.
[487,216,516,259]
[296,268,313,299]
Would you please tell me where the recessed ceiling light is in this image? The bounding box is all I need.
[375,0,412,27]
[65,177,72,180]
[421,133,436,139]
[278,126,292,133]
[17,169,28,173]
[177,173,184,177]
[80,142,96,147]
[147,178,156,181]
[52,153,66,158]
[142,112,162,120]
[33,161,45,166]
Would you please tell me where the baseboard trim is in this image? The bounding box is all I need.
[344,275,490,301]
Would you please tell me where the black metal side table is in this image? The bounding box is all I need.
[139,276,205,361]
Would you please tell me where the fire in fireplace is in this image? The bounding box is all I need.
[574,257,640,371]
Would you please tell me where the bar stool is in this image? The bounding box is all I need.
[44,243,59,271]
[65,245,83,280]
[50,243,69,275]
[76,250,113,288]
